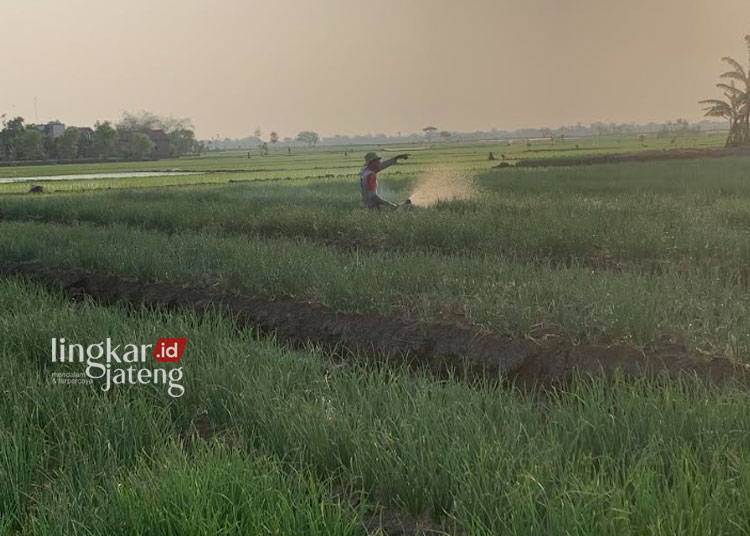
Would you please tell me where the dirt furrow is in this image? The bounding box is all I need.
[2,260,747,386]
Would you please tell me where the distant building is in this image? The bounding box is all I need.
[73,127,93,138]
[118,128,171,159]
[31,121,66,138]
[142,129,170,158]
[46,122,65,138]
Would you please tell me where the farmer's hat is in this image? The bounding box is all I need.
[364,151,381,164]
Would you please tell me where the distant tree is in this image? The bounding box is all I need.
[269,130,279,148]
[701,84,746,147]
[93,121,118,157]
[19,128,45,160]
[43,133,57,159]
[296,131,319,147]
[169,128,196,156]
[130,132,155,159]
[159,115,194,133]
[439,130,452,142]
[252,128,264,155]
[55,127,79,159]
[117,111,194,133]
[78,129,94,158]
[591,122,608,136]
[422,126,437,141]
[0,116,25,161]
[657,118,700,140]
[118,111,196,155]
[700,33,750,147]
[118,111,161,130]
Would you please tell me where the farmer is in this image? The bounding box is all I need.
[359,151,408,208]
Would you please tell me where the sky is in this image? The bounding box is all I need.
[1,0,749,139]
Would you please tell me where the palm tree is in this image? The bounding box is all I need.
[700,34,750,147]
[700,84,745,147]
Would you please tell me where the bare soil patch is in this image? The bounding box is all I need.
[1,260,747,386]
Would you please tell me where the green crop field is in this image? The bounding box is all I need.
[3,134,750,535]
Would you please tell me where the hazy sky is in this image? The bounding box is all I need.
[2,0,749,138]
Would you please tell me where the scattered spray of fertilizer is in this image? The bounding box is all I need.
[409,166,476,207]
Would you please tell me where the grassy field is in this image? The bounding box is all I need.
[4,279,750,535]
[3,134,750,534]
[0,129,726,180]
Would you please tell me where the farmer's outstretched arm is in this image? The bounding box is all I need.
[377,154,409,172]
[378,157,398,171]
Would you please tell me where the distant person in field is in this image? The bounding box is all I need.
[359,151,408,209]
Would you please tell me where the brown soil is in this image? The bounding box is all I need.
[516,342,747,387]
[514,147,750,168]
[0,260,526,379]
[2,260,747,387]
[359,504,450,536]
[331,490,457,536]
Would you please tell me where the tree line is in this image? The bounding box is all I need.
[0,111,200,162]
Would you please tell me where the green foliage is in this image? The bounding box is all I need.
[168,128,196,156]
[55,127,79,159]
[296,130,320,146]
[3,138,750,533]
[130,132,155,160]
[0,137,745,358]
[117,110,193,133]
[700,32,750,146]
[3,279,750,534]
[93,120,118,158]
[77,128,94,158]
[0,115,25,160]
[19,128,45,160]
[42,132,57,159]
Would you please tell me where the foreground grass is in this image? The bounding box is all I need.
[3,278,750,535]
[1,219,749,357]
[16,447,364,536]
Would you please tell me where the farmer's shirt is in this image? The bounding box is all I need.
[359,157,397,207]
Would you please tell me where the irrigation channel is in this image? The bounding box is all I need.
[0,171,198,184]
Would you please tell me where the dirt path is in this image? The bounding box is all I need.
[2,260,747,386]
